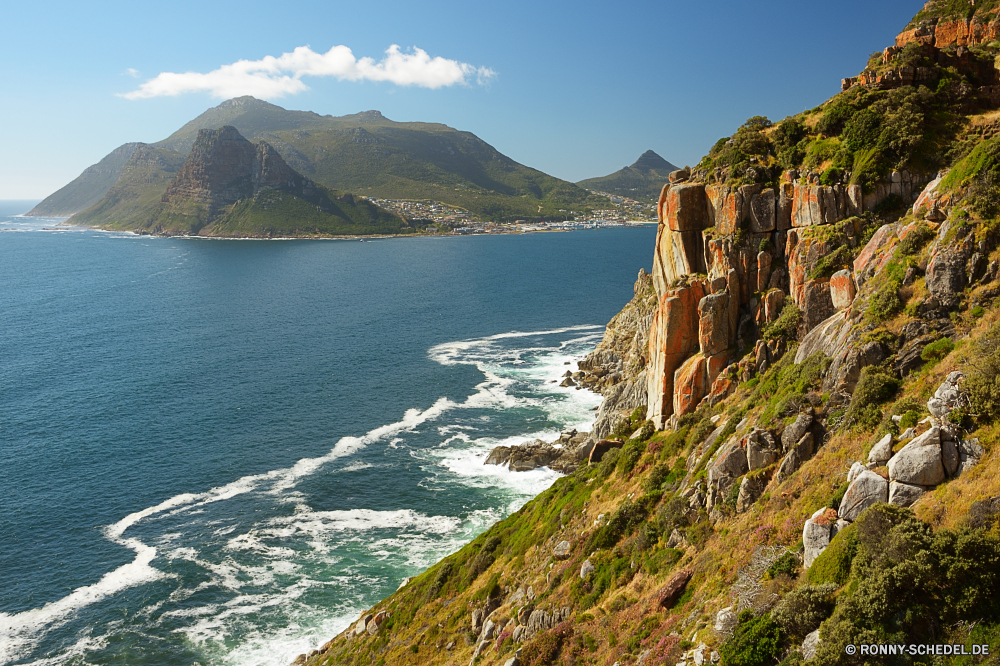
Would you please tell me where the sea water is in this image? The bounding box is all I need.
[0,202,657,665]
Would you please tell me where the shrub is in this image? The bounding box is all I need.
[761,298,800,341]
[597,447,621,478]
[921,337,954,363]
[587,499,648,551]
[427,561,453,599]
[898,409,921,430]
[966,321,1000,420]
[636,420,655,441]
[765,552,800,580]
[657,495,692,534]
[616,442,644,476]
[686,418,716,449]
[645,462,672,493]
[807,523,858,586]
[808,244,853,280]
[718,611,784,666]
[521,622,573,666]
[972,305,986,318]
[843,366,900,431]
[819,167,842,186]
[866,276,904,323]
[771,583,837,640]
[896,221,935,257]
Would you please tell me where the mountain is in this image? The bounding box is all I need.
[71,126,408,237]
[28,142,145,217]
[296,3,1000,665]
[30,97,608,222]
[577,150,680,201]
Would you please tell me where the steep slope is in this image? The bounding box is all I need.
[33,97,609,221]
[27,142,144,216]
[578,150,680,202]
[71,126,408,237]
[296,5,1000,666]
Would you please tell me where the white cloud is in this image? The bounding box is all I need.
[124,68,140,78]
[120,44,496,100]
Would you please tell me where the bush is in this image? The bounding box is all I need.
[645,462,672,493]
[765,552,800,580]
[686,418,716,449]
[966,321,1000,420]
[521,623,573,666]
[896,221,935,257]
[587,499,648,551]
[808,245,853,280]
[762,297,801,341]
[468,535,502,581]
[807,523,858,586]
[657,495,692,534]
[718,611,784,666]
[771,583,837,640]
[616,443,643,477]
[866,276,904,323]
[898,409,921,430]
[921,337,954,363]
[427,561,453,599]
[597,447,621,478]
[843,367,901,431]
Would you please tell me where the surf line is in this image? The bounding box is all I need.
[0,325,604,659]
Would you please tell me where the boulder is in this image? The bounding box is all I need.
[829,269,857,310]
[773,432,813,485]
[553,540,572,560]
[657,568,693,608]
[958,438,984,475]
[942,438,960,477]
[868,433,894,465]
[796,279,836,335]
[802,629,822,661]
[746,429,780,470]
[781,412,814,451]
[673,354,709,417]
[715,606,737,635]
[736,473,768,513]
[589,440,624,464]
[664,183,711,232]
[839,470,889,522]
[888,427,945,486]
[709,439,749,481]
[927,371,967,420]
[847,461,867,484]
[764,288,785,323]
[580,559,595,579]
[353,613,373,636]
[698,292,733,357]
[803,514,832,568]
[926,249,967,308]
[750,188,777,233]
[889,481,926,507]
[666,528,689,549]
[366,610,389,636]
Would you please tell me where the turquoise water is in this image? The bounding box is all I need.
[0,202,656,665]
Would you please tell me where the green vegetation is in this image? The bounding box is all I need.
[843,366,901,431]
[719,611,784,666]
[761,297,801,341]
[921,337,954,363]
[965,321,1000,421]
[576,150,679,201]
[749,351,830,426]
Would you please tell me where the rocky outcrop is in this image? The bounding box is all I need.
[485,430,591,473]
[162,126,319,218]
[839,470,889,522]
[656,569,693,608]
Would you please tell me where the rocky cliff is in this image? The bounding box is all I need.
[71,126,408,237]
[296,6,1000,666]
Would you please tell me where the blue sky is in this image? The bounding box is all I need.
[1,0,923,199]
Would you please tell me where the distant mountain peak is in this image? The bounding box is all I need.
[217,96,281,110]
[630,150,677,173]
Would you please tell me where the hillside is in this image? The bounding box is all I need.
[30,98,608,222]
[295,3,1000,666]
[27,142,144,216]
[577,150,680,202]
[71,126,409,237]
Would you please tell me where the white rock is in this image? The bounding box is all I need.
[553,540,572,560]
[580,559,595,579]
[868,433,894,465]
[803,518,832,568]
[888,427,945,486]
[927,371,966,419]
[889,481,926,507]
[714,606,737,634]
[942,438,959,477]
[847,461,866,483]
[802,628,821,661]
[839,470,889,521]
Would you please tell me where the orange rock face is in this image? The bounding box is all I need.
[706,185,744,235]
[829,270,857,310]
[651,226,706,294]
[664,183,710,232]
[673,354,708,417]
[646,280,709,428]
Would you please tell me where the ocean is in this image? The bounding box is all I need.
[0,201,657,666]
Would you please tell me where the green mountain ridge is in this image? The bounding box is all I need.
[71,126,409,237]
[31,97,608,222]
[576,150,680,201]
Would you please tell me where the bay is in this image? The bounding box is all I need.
[0,202,656,666]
